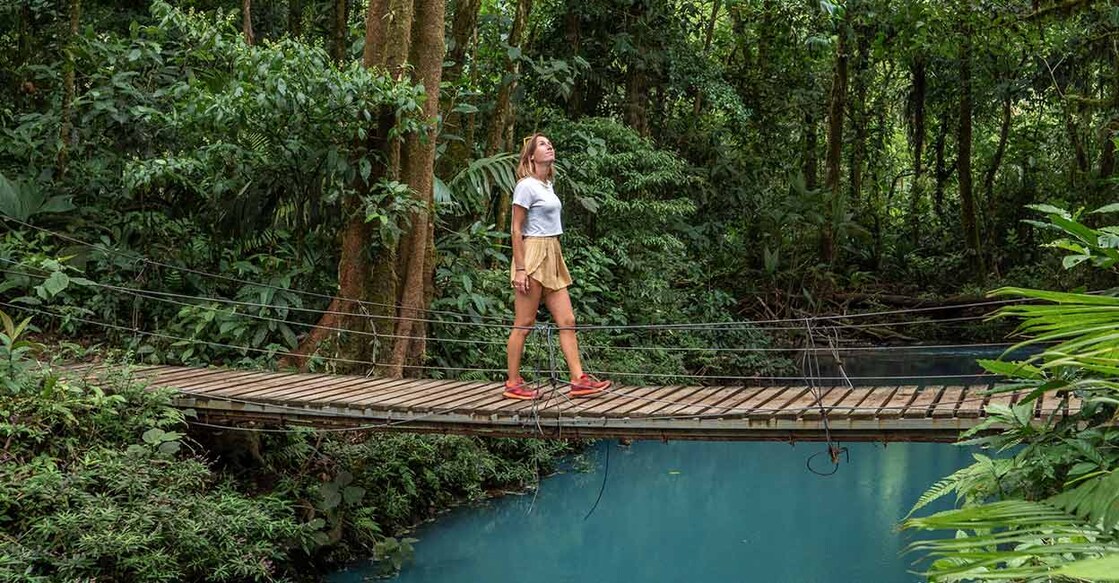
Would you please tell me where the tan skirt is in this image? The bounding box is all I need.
[511,236,572,291]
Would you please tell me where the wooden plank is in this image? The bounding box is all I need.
[758,386,811,419]
[451,383,543,414]
[206,372,327,397]
[386,380,492,410]
[305,377,427,405]
[444,383,516,413]
[849,387,899,419]
[1066,393,1083,416]
[249,375,392,400]
[827,387,873,417]
[595,385,688,417]
[774,387,831,420]
[902,386,944,419]
[579,385,688,417]
[526,383,633,417]
[393,382,496,412]
[484,380,589,415]
[801,387,853,419]
[931,386,966,418]
[984,386,1015,417]
[878,386,919,419]
[721,387,789,418]
[630,386,710,418]
[955,386,983,418]
[235,375,361,402]
[209,371,330,397]
[147,366,241,384]
[1039,390,1066,418]
[241,375,375,403]
[315,378,424,405]
[146,367,236,387]
[162,370,270,394]
[654,387,736,418]
[351,379,462,407]
[670,386,752,418]
[686,386,766,417]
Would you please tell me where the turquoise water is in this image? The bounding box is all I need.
[330,440,973,582]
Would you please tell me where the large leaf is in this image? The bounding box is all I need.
[1053,555,1119,580]
[1047,470,1119,532]
[0,173,74,221]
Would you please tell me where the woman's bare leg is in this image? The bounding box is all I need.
[506,277,543,381]
[542,287,584,380]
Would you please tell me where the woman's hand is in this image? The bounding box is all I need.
[513,271,530,294]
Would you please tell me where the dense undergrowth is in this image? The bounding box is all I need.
[0,327,577,581]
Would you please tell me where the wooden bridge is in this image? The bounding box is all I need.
[66,364,1080,442]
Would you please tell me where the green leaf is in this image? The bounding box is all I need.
[342,485,365,505]
[1026,203,1071,218]
[320,482,342,510]
[977,359,1042,379]
[1089,202,1119,214]
[142,428,166,444]
[1063,254,1091,269]
[41,271,70,297]
[0,173,24,220]
[1052,555,1119,580]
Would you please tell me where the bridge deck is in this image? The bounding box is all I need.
[66,365,1080,442]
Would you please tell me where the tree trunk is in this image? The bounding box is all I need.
[288,0,415,371]
[933,117,949,223]
[848,18,869,209]
[446,0,482,84]
[489,0,534,232]
[691,0,721,117]
[386,0,445,377]
[1098,44,1118,179]
[908,58,927,240]
[440,0,483,175]
[331,0,349,62]
[821,13,848,264]
[983,94,1012,237]
[1102,120,1117,178]
[804,111,818,190]
[57,0,80,176]
[288,0,303,36]
[623,0,650,137]
[957,14,983,276]
[564,5,584,116]
[242,0,254,45]
[18,1,32,69]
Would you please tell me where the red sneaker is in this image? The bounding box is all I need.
[502,378,539,400]
[570,374,611,397]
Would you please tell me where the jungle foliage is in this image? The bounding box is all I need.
[1,0,1118,580]
[903,207,1119,581]
[0,322,574,580]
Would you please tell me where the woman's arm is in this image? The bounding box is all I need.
[511,205,529,293]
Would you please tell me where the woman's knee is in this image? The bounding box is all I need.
[554,315,576,330]
[510,321,536,338]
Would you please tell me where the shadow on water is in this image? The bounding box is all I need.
[329,349,1007,582]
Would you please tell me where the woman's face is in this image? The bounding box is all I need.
[532,136,555,164]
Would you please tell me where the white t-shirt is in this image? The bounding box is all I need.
[512,177,563,237]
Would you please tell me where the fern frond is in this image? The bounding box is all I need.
[907,462,978,518]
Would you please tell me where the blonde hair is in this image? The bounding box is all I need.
[516,133,555,183]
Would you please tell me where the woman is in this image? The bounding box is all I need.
[503,134,612,400]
